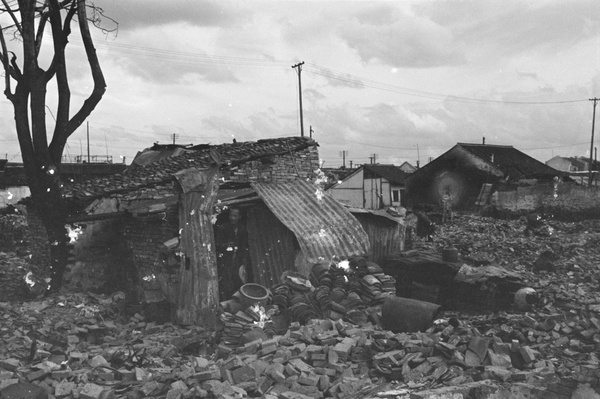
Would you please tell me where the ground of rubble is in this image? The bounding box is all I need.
[1,213,600,399]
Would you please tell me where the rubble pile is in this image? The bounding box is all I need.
[0,292,596,399]
[0,252,40,302]
[2,214,600,398]
[0,211,28,253]
[434,215,600,273]
[0,293,217,399]
[220,259,396,348]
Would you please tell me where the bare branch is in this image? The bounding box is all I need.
[87,3,117,35]
[9,52,21,77]
[0,24,14,101]
[44,0,75,80]
[34,1,50,57]
[50,0,106,159]
[47,0,69,120]
[1,0,22,35]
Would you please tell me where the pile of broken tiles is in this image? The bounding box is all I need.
[1,290,597,399]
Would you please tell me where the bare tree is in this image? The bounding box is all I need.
[0,0,110,292]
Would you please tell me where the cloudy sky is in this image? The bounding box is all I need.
[0,0,599,168]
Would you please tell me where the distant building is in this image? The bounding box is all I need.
[404,143,569,211]
[327,164,409,209]
[398,161,417,173]
[546,156,589,172]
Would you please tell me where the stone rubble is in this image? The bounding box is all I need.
[1,214,600,398]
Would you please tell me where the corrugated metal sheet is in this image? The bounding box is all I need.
[247,205,297,287]
[350,211,405,262]
[252,180,371,264]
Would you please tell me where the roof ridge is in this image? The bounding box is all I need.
[458,142,514,148]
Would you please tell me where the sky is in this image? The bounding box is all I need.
[0,0,599,168]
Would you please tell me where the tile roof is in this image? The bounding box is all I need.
[363,164,409,184]
[457,143,563,180]
[62,136,317,200]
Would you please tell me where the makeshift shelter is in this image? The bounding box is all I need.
[25,137,404,326]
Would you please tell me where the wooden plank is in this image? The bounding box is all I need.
[175,165,221,327]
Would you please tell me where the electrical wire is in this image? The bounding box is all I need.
[305,63,588,106]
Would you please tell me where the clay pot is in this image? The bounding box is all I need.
[239,283,270,309]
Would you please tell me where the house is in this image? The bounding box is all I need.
[545,155,600,186]
[320,167,357,189]
[398,161,417,173]
[26,136,404,324]
[545,156,588,172]
[327,164,410,209]
[404,143,569,211]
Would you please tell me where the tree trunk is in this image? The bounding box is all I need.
[0,1,106,293]
[175,166,220,326]
[27,164,69,293]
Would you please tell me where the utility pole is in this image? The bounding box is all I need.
[292,62,305,137]
[310,125,314,139]
[172,133,178,145]
[87,121,90,163]
[340,150,348,168]
[589,98,598,187]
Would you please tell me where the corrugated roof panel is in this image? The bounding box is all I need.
[247,205,297,287]
[351,212,405,262]
[252,180,371,264]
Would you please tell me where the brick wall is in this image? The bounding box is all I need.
[541,183,600,218]
[222,147,321,183]
[496,184,552,212]
[123,210,179,303]
[64,218,131,293]
[496,182,600,218]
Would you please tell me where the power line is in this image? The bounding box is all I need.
[305,63,588,106]
[65,36,291,70]
[61,37,589,106]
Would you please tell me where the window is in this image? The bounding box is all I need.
[392,189,399,202]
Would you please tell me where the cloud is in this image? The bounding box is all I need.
[436,85,592,159]
[307,65,366,89]
[419,1,600,59]
[200,109,297,143]
[306,101,448,162]
[516,71,540,81]
[113,52,239,85]
[91,24,242,85]
[96,0,249,31]
[304,88,326,102]
[338,4,465,68]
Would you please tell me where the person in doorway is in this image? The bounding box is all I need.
[215,207,251,301]
[441,189,454,224]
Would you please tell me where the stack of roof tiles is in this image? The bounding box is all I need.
[62,136,318,201]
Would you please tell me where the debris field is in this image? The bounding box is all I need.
[1,213,600,398]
